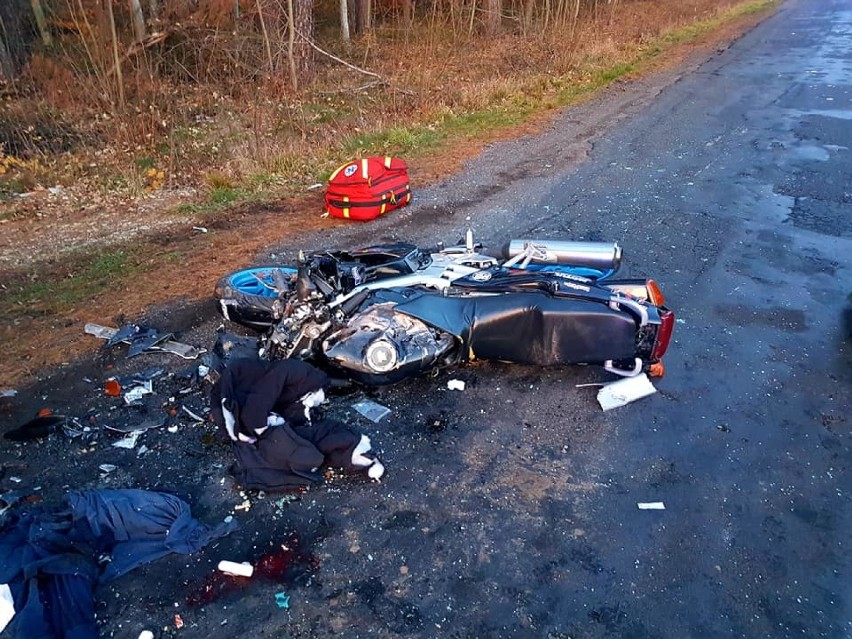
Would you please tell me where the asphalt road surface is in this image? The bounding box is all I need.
[305,0,851,635]
[3,0,850,638]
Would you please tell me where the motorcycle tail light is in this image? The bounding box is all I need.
[652,310,675,360]
[646,279,666,306]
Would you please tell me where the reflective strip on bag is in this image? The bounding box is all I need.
[384,156,392,168]
[343,196,350,219]
[361,159,369,181]
[329,162,349,181]
[380,202,387,215]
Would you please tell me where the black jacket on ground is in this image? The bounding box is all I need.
[229,419,362,491]
[210,358,329,441]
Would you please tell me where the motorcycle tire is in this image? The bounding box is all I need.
[214,265,297,331]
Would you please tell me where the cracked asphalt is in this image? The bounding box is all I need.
[1,0,850,637]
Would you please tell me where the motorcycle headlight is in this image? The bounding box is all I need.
[364,338,398,373]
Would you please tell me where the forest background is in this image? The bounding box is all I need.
[0,0,774,385]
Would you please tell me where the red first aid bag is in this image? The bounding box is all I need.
[325,156,412,221]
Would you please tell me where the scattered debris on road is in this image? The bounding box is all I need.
[596,373,658,410]
[447,379,466,391]
[85,323,205,360]
[274,591,291,609]
[217,560,254,577]
[353,399,391,423]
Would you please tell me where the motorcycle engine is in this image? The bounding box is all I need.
[322,303,455,382]
[264,295,331,360]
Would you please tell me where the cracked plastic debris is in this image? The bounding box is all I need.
[274,592,291,609]
[447,379,466,391]
[124,381,154,405]
[596,373,657,411]
[85,323,206,360]
[637,502,666,510]
[181,406,205,422]
[112,431,143,449]
[352,399,391,423]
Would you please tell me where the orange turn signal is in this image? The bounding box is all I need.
[646,279,666,306]
[648,361,666,378]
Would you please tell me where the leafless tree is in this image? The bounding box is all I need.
[129,0,146,40]
[30,0,53,47]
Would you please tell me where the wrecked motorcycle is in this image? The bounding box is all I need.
[214,232,674,384]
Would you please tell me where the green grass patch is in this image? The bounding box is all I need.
[4,249,145,317]
[596,62,636,84]
[658,0,779,47]
[208,185,245,206]
[340,125,446,157]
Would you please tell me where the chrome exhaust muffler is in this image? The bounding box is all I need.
[501,239,622,271]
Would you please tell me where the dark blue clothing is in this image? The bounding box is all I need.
[0,489,237,638]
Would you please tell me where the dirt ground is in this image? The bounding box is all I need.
[0,10,776,639]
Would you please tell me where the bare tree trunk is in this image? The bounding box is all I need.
[485,0,501,34]
[105,0,125,106]
[129,0,146,40]
[30,0,53,47]
[0,28,13,79]
[287,0,298,89]
[291,0,314,84]
[400,0,413,30]
[339,0,350,42]
[608,0,618,25]
[522,0,534,35]
[256,0,275,71]
[353,0,371,35]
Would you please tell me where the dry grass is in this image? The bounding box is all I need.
[0,0,778,387]
[2,0,766,202]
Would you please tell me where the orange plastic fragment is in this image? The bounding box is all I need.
[648,361,666,378]
[37,407,53,417]
[104,378,122,397]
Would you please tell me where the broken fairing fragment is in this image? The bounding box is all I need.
[85,323,206,360]
[352,399,391,423]
[596,373,657,411]
[637,502,666,510]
